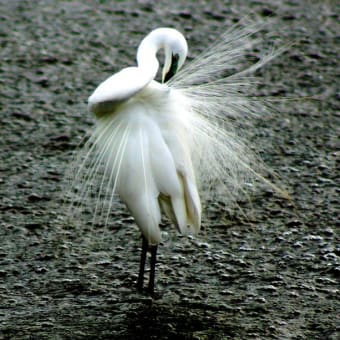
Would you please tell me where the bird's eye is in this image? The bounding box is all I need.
[164,53,180,83]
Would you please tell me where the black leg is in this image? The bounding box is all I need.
[147,245,157,295]
[137,236,148,291]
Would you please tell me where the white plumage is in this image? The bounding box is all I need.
[90,80,201,245]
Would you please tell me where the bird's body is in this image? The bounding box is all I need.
[67,22,286,293]
[91,80,200,245]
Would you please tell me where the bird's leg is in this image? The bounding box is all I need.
[147,244,158,295]
[137,235,148,291]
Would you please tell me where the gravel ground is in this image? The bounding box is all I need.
[0,0,339,339]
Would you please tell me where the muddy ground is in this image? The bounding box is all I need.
[0,0,339,339]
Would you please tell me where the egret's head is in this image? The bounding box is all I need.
[162,31,188,83]
[137,27,188,84]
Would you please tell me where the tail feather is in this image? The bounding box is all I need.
[178,171,201,233]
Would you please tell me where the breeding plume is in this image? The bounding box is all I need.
[67,21,285,294]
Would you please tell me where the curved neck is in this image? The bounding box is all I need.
[136,36,160,83]
[88,28,187,115]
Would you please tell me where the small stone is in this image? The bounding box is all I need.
[259,285,278,292]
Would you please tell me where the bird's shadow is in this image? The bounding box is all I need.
[122,298,237,339]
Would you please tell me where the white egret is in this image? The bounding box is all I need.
[67,20,286,294]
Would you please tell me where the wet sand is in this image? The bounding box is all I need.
[0,0,338,339]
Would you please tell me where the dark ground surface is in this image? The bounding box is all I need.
[0,0,339,339]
